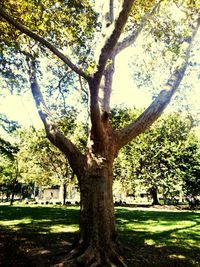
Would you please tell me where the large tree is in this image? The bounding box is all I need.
[0,1,200,266]
[112,109,196,205]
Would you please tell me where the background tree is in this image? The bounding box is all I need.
[181,134,200,199]
[0,114,20,204]
[0,155,21,205]
[17,108,86,204]
[112,108,196,205]
[0,1,200,266]
[131,113,194,204]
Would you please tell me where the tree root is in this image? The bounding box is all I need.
[53,243,127,267]
[110,248,127,267]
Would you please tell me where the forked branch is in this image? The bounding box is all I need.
[89,0,135,139]
[117,17,200,149]
[94,0,135,85]
[115,0,162,54]
[0,8,88,79]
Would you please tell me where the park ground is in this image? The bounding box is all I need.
[0,204,200,267]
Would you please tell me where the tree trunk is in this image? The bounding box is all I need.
[10,184,16,206]
[60,160,126,267]
[6,191,10,202]
[63,183,67,205]
[150,186,160,205]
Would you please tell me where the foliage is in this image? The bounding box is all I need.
[113,108,200,199]
[181,134,200,197]
[0,0,97,96]
[133,114,193,199]
[0,113,20,133]
[17,126,75,192]
[0,0,97,53]
[0,154,21,202]
[0,114,21,202]
[0,113,19,158]
[17,109,87,189]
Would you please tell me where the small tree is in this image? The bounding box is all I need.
[0,114,20,204]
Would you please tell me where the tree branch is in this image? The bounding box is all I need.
[102,55,115,113]
[115,0,162,54]
[0,8,88,79]
[88,0,135,141]
[88,80,105,142]
[116,17,200,149]
[78,75,88,96]
[94,0,135,86]
[26,58,86,176]
[109,0,114,24]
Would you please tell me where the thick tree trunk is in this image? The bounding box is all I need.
[150,186,160,205]
[59,160,126,267]
[79,166,116,250]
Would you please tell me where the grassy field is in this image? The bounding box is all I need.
[0,204,199,267]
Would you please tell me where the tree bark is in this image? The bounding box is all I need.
[59,136,126,266]
[63,183,67,205]
[61,172,126,266]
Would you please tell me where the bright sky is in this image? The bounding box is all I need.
[0,92,42,127]
[0,39,199,129]
[0,45,153,129]
[0,62,152,128]
[0,1,200,129]
[111,47,152,108]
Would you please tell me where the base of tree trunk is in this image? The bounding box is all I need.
[54,241,127,267]
[152,200,160,205]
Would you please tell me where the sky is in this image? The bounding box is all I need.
[0,38,200,130]
[0,52,152,129]
[0,1,200,130]
[0,45,153,128]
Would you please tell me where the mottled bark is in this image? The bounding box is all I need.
[115,0,162,54]
[58,130,125,266]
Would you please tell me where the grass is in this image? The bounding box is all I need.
[0,204,199,266]
[116,207,200,266]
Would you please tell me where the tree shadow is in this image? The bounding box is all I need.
[0,206,200,266]
[0,205,79,267]
[116,208,200,266]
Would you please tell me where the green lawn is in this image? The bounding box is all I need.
[0,205,199,266]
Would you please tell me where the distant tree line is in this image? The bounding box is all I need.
[1,108,200,206]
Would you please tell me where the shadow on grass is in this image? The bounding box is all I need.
[0,205,200,266]
[0,205,79,267]
[116,208,200,267]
